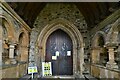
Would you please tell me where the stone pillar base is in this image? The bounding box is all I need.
[74,73,85,79]
[5,58,17,65]
[10,58,17,64]
[83,69,89,74]
[106,62,118,69]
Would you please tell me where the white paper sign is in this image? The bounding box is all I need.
[56,51,59,56]
[52,56,57,60]
[67,51,71,56]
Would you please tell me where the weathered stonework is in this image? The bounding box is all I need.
[0,1,120,79]
[0,2,31,79]
[29,3,88,67]
[90,9,120,79]
[29,3,89,77]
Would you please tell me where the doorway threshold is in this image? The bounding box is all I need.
[42,75,75,79]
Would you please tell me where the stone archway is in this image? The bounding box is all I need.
[0,15,16,65]
[0,15,14,63]
[103,18,120,69]
[36,18,84,76]
[0,15,15,75]
[117,23,120,70]
[91,31,107,65]
[15,31,29,62]
[0,15,15,43]
[107,18,120,69]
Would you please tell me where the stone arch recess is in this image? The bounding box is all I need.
[0,14,16,66]
[92,31,106,47]
[0,15,15,43]
[16,30,29,62]
[106,18,120,45]
[18,29,29,47]
[107,18,120,69]
[91,31,107,64]
[36,18,84,75]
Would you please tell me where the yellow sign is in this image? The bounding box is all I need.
[28,66,38,74]
[42,62,52,76]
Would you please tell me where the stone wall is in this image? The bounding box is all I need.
[29,3,89,68]
[91,64,120,79]
[0,2,31,79]
[2,63,27,78]
[90,9,120,78]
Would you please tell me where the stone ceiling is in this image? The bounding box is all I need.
[8,2,120,30]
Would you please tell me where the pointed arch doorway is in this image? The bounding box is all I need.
[45,29,73,75]
[37,19,85,77]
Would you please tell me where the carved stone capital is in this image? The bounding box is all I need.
[105,42,118,48]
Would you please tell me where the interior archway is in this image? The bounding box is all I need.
[98,36,108,66]
[0,18,14,65]
[15,33,24,62]
[107,19,120,70]
[91,31,108,66]
[0,15,15,43]
[2,24,9,64]
[15,32,29,62]
[36,19,84,76]
[115,24,120,70]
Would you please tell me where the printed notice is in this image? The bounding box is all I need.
[52,56,57,60]
[56,51,59,56]
[67,51,71,56]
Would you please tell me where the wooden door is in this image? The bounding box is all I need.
[45,29,73,75]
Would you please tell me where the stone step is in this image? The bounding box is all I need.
[20,74,98,80]
[84,74,98,80]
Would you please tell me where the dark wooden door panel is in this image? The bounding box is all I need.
[46,29,73,75]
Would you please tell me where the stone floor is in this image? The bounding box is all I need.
[1,75,98,80]
[18,74,98,80]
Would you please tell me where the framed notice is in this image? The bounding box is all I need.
[42,62,52,76]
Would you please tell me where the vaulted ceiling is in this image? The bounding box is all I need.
[8,2,120,29]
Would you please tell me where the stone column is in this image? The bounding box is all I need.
[73,46,77,76]
[9,44,17,64]
[91,46,100,64]
[9,45,15,58]
[79,47,84,75]
[106,47,118,69]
